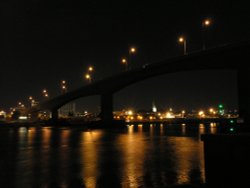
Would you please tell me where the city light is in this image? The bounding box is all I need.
[198,111,205,117]
[209,108,214,113]
[126,110,133,116]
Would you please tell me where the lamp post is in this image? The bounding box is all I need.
[61,80,67,94]
[202,18,212,50]
[85,74,91,83]
[84,66,94,83]
[129,46,136,69]
[178,37,187,55]
[88,66,94,72]
[43,89,49,98]
[121,58,128,71]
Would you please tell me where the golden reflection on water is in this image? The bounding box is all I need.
[80,130,103,188]
[42,127,52,146]
[7,124,207,187]
[209,123,218,134]
[118,126,146,188]
[138,124,143,133]
[60,129,70,146]
[150,124,154,136]
[199,123,205,135]
[160,123,164,135]
[170,137,205,184]
[181,124,186,135]
[128,124,134,134]
[27,127,36,145]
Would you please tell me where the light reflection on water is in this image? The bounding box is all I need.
[0,123,217,187]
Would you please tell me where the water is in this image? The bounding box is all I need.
[0,123,218,188]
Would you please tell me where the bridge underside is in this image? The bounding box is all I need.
[31,42,250,125]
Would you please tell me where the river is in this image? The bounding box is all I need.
[0,123,218,187]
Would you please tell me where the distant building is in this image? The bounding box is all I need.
[59,103,76,117]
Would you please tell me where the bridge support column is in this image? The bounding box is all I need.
[237,68,250,124]
[51,109,59,121]
[100,93,114,122]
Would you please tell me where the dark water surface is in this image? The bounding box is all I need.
[0,123,218,188]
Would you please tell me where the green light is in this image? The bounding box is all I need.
[230,120,234,124]
[218,104,224,109]
[230,127,234,132]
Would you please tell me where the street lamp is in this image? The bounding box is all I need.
[202,18,212,50]
[121,58,128,71]
[204,19,211,27]
[128,46,137,69]
[61,80,67,93]
[130,47,136,54]
[85,74,91,83]
[178,36,187,55]
[84,66,94,83]
[43,89,49,98]
[88,66,94,72]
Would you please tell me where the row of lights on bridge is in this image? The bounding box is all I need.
[16,18,212,108]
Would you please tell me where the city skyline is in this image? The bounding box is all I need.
[1,0,249,112]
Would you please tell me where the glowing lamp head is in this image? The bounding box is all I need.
[179,37,185,43]
[85,74,91,79]
[130,47,136,53]
[122,58,127,64]
[204,19,211,26]
[88,66,93,72]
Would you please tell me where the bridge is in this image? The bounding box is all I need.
[30,41,250,124]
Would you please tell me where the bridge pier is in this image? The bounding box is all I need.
[51,109,59,121]
[237,68,250,124]
[100,93,114,122]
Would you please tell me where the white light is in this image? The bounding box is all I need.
[166,112,175,118]
[19,116,28,120]
[127,110,133,116]
[152,107,157,113]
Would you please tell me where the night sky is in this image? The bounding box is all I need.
[1,0,250,112]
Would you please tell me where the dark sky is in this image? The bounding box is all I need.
[1,0,250,112]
